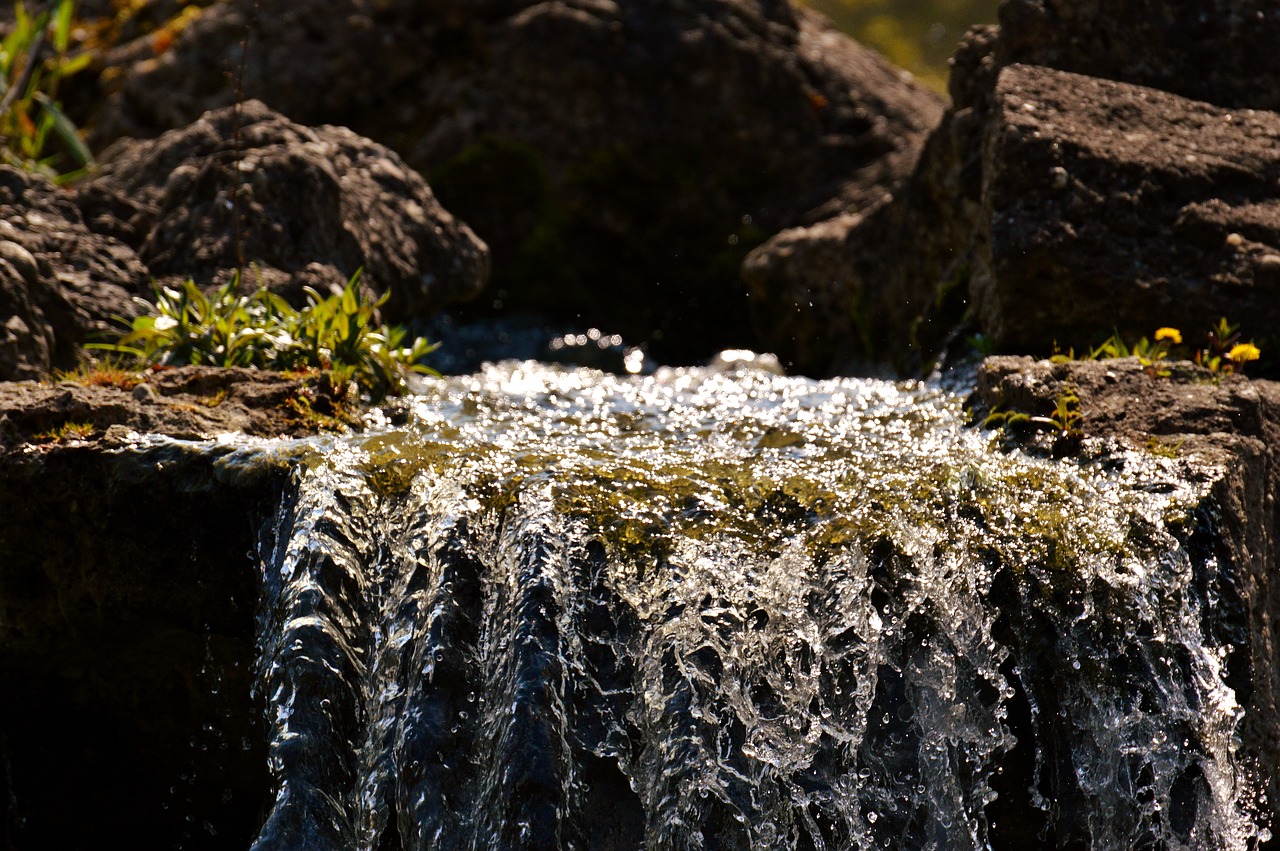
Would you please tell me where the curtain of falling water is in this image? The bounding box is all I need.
[247,360,1266,850]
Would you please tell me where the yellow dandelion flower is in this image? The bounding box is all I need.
[1227,343,1261,363]
[1154,327,1182,344]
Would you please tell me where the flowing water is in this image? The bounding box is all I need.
[235,358,1267,850]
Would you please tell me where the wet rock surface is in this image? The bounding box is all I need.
[0,439,286,850]
[0,365,359,451]
[78,100,489,320]
[971,354,1280,819]
[0,365,362,848]
[83,0,943,362]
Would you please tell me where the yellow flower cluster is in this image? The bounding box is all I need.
[1227,343,1261,363]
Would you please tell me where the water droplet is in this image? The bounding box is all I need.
[867,811,878,823]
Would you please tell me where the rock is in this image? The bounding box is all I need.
[0,365,361,451]
[0,167,149,380]
[0,439,286,848]
[997,0,1280,113]
[0,365,351,847]
[969,355,1280,822]
[749,0,1280,375]
[85,0,942,362]
[745,24,1001,375]
[741,207,882,375]
[78,100,488,320]
[970,64,1280,352]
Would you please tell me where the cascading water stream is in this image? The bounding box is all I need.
[242,359,1266,850]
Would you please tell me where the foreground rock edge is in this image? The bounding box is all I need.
[971,354,1280,822]
[0,365,359,452]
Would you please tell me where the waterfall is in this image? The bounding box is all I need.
[246,360,1266,850]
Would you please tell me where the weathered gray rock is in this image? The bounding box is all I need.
[997,0,1280,113]
[86,0,943,361]
[748,0,1280,375]
[971,64,1280,352]
[0,166,149,380]
[78,100,489,320]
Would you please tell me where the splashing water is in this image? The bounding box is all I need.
[244,360,1265,850]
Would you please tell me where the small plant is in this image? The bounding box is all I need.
[1036,386,1083,439]
[980,385,1083,454]
[90,271,439,399]
[965,332,996,357]
[199,389,228,408]
[1,0,95,181]
[1195,318,1261,374]
[33,419,95,442]
[1144,436,1183,459]
[1056,321,1261,377]
[54,356,143,390]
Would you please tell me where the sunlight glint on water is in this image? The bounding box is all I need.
[247,360,1263,850]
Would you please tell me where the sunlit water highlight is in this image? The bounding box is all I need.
[242,360,1265,850]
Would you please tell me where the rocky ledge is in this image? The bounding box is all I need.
[972,355,1280,821]
[0,365,352,848]
[0,365,356,450]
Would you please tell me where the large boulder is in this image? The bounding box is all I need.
[972,64,1280,352]
[747,0,1280,374]
[0,167,148,380]
[996,0,1280,113]
[77,100,489,319]
[84,0,943,361]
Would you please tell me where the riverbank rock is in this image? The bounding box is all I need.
[747,0,1280,375]
[0,438,287,849]
[0,362,369,846]
[83,0,942,362]
[77,100,489,319]
[970,355,1280,824]
[0,365,359,452]
[0,167,148,380]
[972,64,1280,353]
